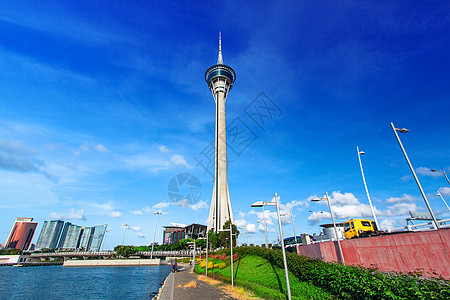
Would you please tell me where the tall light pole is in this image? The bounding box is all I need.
[289,208,298,253]
[437,191,450,212]
[311,193,345,264]
[204,234,209,277]
[357,146,379,230]
[218,225,235,286]
[122,224,129,246]
[252,193,291,300]
[431,169,450,185]
[151,211,162,259]
[261,203,269,248]
[239,225,248,246]
[309,210,323,235]
[391,122,439,229]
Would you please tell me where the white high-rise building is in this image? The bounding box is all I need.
[205,33,236,232]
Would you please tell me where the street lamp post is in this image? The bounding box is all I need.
[309,211,323,235]
[218,226,235,286]
[252,193,291,300]
[122,224,130,245]
[204,234,209,277]
[262,203,269,248]
[431,169,450,185]
[391,122,439,229]
[311,193,345,264]
[437,191,450,212]
[151,211,162,259]
[357,146,379,230]
[290,208,299,254]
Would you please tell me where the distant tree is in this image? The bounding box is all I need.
[179,239,193,250]
[195,238,206,249]
[0,248,22,255]
[218,221,240,248]
[114,245,138,257]
[208,230,220,250]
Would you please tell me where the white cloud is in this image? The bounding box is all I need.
[235,219,247,228]
[131,205,161,215]
[415,167,442,178]
[379,202,420,217]
[400,175,411,182]
[130,226,141,231]
[0,138,51,177]
[258,223,275,232]
[385,194,415,203]
[190,200,207,211]
[136,233,145,238]
[280,199,310,211]
[158,145,169,153]
[246,223,256,233]
[379,219,397,231]
[109,211,122,218]
[153,202,170,209]
[170,154,190,168]
[95,144,109,154]
[439,187,450,197]
[330,191,360,205]
[170,222,187,227]
[172,199,207,211]
[90,202,114,211]
[307,211,330,226]
[124,152,190,172]
[50,209,85,220]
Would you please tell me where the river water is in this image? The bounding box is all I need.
[0,265,171,299]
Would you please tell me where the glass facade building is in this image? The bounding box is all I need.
[89,224,107,252]
[35,220,65,250]
[79,227,94,250]
[5,217,38,250]
[57,222,71,249]
[61,224,84,249]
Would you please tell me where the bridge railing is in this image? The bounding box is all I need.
[30,250,195,257]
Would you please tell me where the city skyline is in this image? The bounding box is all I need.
[0,1,449,249]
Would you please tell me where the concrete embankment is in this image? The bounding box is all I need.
[63,259,161,267]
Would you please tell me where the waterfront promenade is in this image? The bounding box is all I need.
[159,265,238,300]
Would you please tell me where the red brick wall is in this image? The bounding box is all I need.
[297,228,450,278]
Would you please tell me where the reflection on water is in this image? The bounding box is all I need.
[0,265,171,299]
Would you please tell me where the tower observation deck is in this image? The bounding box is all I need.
[205,33,236,233]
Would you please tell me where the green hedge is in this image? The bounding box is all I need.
[216,247,450,300]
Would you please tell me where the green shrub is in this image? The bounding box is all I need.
[215,246,450,300]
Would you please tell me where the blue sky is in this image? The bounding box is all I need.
[1,1,449,249]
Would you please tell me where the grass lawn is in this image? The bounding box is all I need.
[195,255,336,300]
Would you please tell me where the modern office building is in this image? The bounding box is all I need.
[184,223,207,240]
[35,220,65,250]
[61,224,84,249]
[162,223,207,244]
[205,34,236,232]
[5,217,38,250]
[56,222,71,249]
[162,226,184,245]
[89,224,107,252]
[79,226,94,250]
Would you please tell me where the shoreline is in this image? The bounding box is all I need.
[63,258,161,267]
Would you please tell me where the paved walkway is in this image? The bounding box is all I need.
[159,265,237,300]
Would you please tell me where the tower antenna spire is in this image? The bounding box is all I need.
[217,31,223,65]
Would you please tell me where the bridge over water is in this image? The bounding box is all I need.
[29,250,194,261]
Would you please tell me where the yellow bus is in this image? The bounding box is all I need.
[343,219,377,239]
